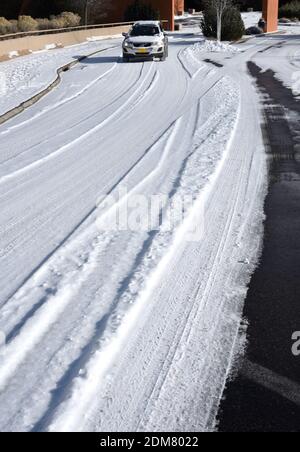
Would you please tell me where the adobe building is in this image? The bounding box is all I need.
[263,0,279,33]
[107,0,184,31]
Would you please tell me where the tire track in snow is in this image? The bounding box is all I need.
[177,46,207,79]
[0,59,119,137]
[36,111,199,432]
[89,76,264,434]
[0,118,184,394]
[0,62,151,179]
[0,66,161,188]
[30,118,187,432]
[0,49,193,317]
[0,68,219,335]
[0,68,221,308]
[0,67,160,286]
[139,76,266,433]
[0,43,212,190]
[0,34,272,433]
[43,77,241,432]
[1,118,179,339]
[0,45,119,127]
[0,115,191,434]
[0,90,177,309]
[0,79,218,428]
[135,132,246,430]
[103,79,244,433]
[0,50,220,429]
[0,48,194,270]
[0,109,190,432]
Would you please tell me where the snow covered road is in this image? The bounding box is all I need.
[0,27,295,431]
[0,39,121,116]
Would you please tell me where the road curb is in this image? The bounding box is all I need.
[0,45,118,127]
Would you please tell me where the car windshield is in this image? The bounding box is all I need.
[130,25,160,37]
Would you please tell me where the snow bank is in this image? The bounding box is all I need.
[44,44,57,51]
[8,51,19,59]
[193,40,241,53]
[179,40,240,78]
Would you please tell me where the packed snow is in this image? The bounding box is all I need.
[184,40,240,56]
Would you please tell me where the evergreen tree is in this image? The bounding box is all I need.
[201,1,245,40]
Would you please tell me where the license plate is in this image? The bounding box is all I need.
[137,48,148,53]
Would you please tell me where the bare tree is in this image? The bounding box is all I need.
[84,0,111,26]
[83,0,92,26]
[79,0,111,26]
[207,0,232,41]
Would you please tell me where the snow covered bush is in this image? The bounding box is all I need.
[201,3,245,41]
[36,18,52,30]
[9,20,18,33]
[0,17,18,35]
[0,17,12,35]
[49,12,81,29]
[57,12,81,27]
[49,17,66,29]
[279,1,300,19]
[0,12,81,35]
[17,16,39,32]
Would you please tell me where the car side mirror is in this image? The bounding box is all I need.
[122,32,128,37]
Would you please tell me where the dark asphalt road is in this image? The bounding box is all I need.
[218,61,300,432]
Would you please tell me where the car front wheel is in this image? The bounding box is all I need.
[160,49,167,61]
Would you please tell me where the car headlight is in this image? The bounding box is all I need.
[124,41,132,48]
[153,41,164,47]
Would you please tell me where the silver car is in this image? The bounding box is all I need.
[122,21,169,62]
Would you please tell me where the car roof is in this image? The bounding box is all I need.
[133,21,161,26]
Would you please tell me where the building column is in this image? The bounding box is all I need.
[152,0,175,31]
[262,0,279,32]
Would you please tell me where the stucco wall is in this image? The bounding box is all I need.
[263,0,279,32]
[0,25,131,62]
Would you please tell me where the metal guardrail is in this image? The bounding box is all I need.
[0,20,169,42]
